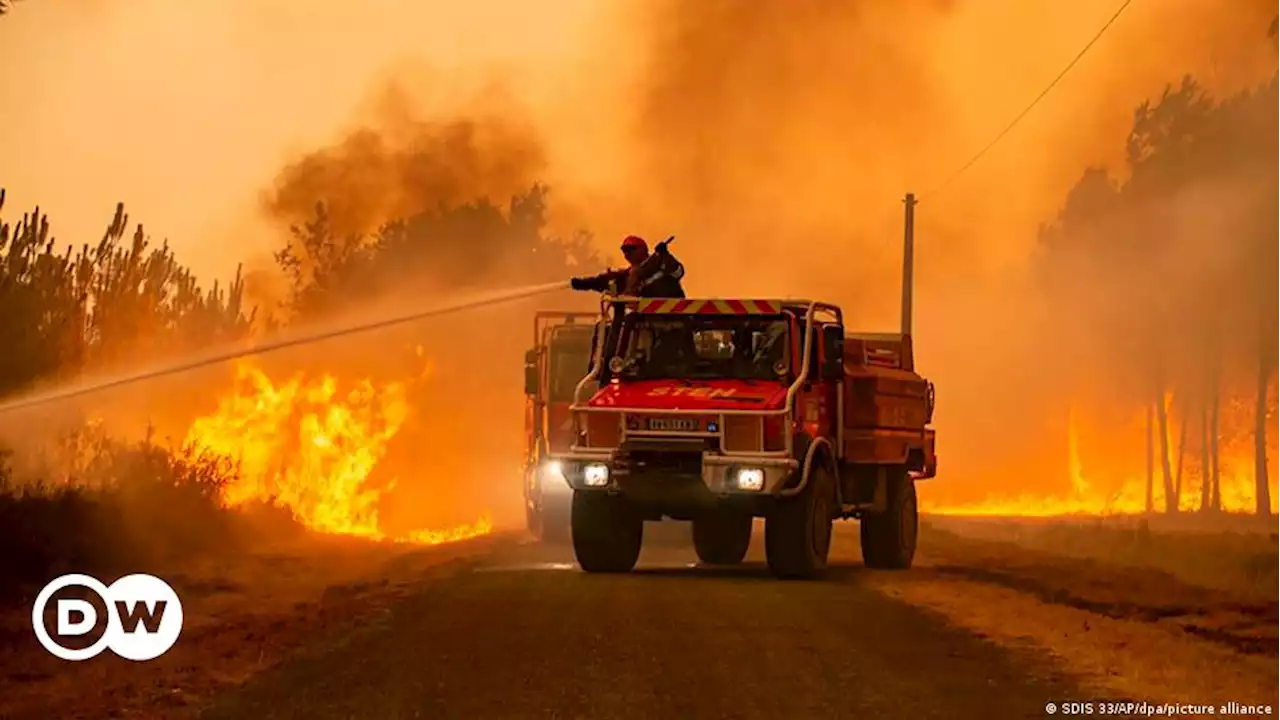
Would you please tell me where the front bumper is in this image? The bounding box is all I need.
[560,452,798,496]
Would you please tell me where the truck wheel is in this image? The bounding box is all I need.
[571,491,643,573]
[765,462,834,579]
[860,468,918,570]
[692,511,752,565]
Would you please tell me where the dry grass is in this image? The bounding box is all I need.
[0,433,305,601]
[924,515,1278,603]
[869,573,1278,708]
[0,425,520,719]
[0,532,516,720]
[864,516,1279,708]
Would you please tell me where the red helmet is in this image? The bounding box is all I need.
[620,235,648,255]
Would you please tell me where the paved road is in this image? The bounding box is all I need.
[202,527,1082,719]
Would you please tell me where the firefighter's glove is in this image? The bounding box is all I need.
[655,242,671,256]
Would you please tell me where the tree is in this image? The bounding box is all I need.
[1037,72,1278,516]
[0,189,253,399]
[1173,392,1188,507]
[274,183,598,323]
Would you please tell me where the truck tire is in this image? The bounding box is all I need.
[860,468,918,570]
[764,462,834,579]
[571,491,643,573]
[692,511,752,565]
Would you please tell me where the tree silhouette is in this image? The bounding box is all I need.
[0,190,253,399]
[274,183,598,322]
[1039,73,1278,517]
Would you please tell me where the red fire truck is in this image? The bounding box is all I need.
[523,311,598,541]
[559,296,937,578]
[555,193,936,573]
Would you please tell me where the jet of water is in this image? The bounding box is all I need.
[0,280,571,416]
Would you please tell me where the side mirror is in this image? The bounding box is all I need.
[821,326,844,381]
[524,349,540,396]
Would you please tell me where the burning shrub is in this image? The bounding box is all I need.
[0,426,305,601]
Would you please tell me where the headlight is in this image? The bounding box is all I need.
[583,463,610,487]
[540,460,570,494]
[734,467,765,492]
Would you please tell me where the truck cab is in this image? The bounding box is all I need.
[559,297,937,578]
[523,311,598,541]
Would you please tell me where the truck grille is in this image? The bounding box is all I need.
[613,439,707,479]
[585,413,621,448]
[722,415,762,452]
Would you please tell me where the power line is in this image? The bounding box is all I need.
[919,0,1134,203]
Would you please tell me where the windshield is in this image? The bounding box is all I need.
[611,315,789,381]
[548,330,594,402]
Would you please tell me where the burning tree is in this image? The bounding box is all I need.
[1038,73,1278,517]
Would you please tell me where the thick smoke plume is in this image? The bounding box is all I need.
[263,86,548,240]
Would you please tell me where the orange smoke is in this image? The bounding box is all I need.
[263,94,547,240]
[184,361,491,543]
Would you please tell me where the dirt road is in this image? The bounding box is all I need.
[199,532,1083,720]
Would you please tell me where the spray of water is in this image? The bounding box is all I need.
[0,280,571,416]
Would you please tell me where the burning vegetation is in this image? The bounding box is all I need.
[1009,74,1278,519]
[184,361,491,542]
[924,405,1275,517]
[0,98,604,596]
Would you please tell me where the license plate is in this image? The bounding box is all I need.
[647,417,700,432]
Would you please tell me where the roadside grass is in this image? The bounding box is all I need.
[866,516,1279,706]
[922,515,1278,602]
[0,426,305,602]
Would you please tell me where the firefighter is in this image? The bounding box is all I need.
[569,235,686,298]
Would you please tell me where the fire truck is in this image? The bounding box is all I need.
[523,311,598,541]
[559,196,936,578]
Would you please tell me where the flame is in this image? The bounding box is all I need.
[924,402,1277,517]
[184,362,491,543]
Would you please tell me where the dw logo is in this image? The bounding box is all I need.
[31,574,183,661]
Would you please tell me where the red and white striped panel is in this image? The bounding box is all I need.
[635,298,784,315]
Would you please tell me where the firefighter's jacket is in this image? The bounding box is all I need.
[571,249,686,298]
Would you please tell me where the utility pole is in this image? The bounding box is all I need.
[901,192,917,337]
